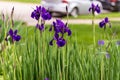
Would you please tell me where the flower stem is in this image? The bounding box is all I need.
[92,15,96,48]
[101,55,104,80]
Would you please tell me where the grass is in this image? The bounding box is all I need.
[1,8,120,79]
[1,19,120,45]
[1,18,120,46]
[1,21,117,47]
[1,19,120,80]
[0,0,120,79]
[64,12,120,19]
[70,23,120,45]
[0,76,3,80]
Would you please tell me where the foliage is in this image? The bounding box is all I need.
[0,3,120,80]
[64,12,120,19]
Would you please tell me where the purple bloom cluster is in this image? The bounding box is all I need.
[49,19,72,47]
[106,52,110,58]
[31,6,51,31]
[99,17,110,29]
[89,3,101,15]
[98,40,110,58]
[5,29,21,42]
[98,40,104,46]
[116,40,120,46]
[44,78,49,80]
[36,23,44,31]
[31,6,51,21]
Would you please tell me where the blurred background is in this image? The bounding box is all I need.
[0,0,120,25]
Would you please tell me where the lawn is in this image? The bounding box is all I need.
[69,22,120,45]
[65,12,120,19]
[1,21,120,80]
[1,1,120,79]
[1,19,120,45]
[3,21,119,46]
[0,76,3,80]
[1,16,120,79]
[1,2,120,78]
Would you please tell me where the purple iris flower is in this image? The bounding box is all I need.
[49,39,54,46]
[98,40,104,46]
[5,28,21,42]
[89,3,101,15]
[56,38,66,47]
[52,19,72,36]
[99,20,105,28]
[31,6,52,32]
[99,17,110,28]
[49,37,66,47]
[31,6,41,20]
[49,19,72,47]
[45,78,49,80]
[104,17,109,23]
[116,41,120,46]
[106,52,110,58]
[36,23,44,31]
[31,6,51,21]
[41,7,52,20]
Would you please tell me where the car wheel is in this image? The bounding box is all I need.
[70,8,79,17]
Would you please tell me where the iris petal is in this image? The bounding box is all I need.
[99,21,105,28]
[89,3,101,14]
[67,29,72,36]
[99,17,110,29]
[9,29,13,36]
[6,29,21,42]
[57,38,66,47]
[31,11,35,18]
[50,19,71,47]
[39,24,44,31]
[54,33,59,40]
[49,39,54,46]
[14,30,18,35]
[104,17,109,23]
[98,40,104,45]
[15,35,21,41]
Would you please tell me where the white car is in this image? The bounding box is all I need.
[41,0,103,17]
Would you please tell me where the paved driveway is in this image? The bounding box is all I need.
[0,1,38,25]
[0,1,120,26]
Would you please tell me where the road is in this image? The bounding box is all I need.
[0,1,120,26]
